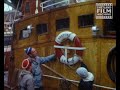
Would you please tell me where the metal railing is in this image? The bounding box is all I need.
[54,45,86,59]
[40,0,70,12]
[40,0,95,12]
[76,0,95,3]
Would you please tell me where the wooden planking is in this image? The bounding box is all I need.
[50,8,69,41]
[43,76,78,90]
[52,2,97,38]
[14,0,116,48]
[37,14,50,43]
[13,1,116,89]
[14,1,101,48]
[42,64,79,90]
[100,39,116,88]
[69,2,95,38]
[15,16,39,48]
[81,38,116,88]
[14,37,116,89]
[14,38,115,87]
[81,38,99,84]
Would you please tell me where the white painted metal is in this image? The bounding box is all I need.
[54,45,86,50]
[40,0,70,12]
[54,45,86,65]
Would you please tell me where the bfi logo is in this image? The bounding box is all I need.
[96,3,113,19]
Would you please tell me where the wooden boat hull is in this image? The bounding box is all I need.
[9,1,116,90]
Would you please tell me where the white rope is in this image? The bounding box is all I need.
[43,74,115,90]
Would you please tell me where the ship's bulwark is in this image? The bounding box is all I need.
[4,1,116,90]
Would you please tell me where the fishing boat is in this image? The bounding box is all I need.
[4,0,116,90]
